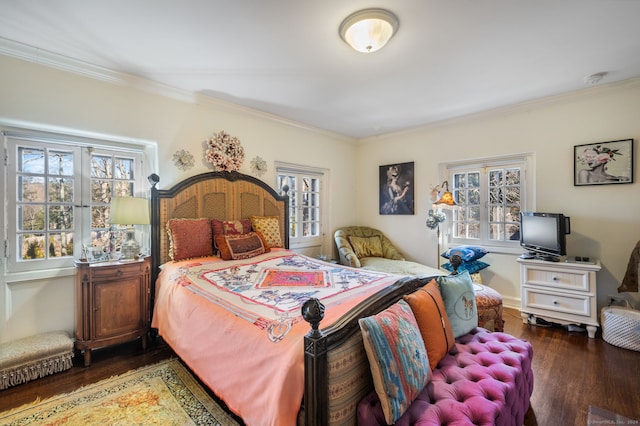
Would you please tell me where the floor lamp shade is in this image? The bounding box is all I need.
[110,197,150,260]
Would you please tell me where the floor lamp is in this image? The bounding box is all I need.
[429,181,458,267]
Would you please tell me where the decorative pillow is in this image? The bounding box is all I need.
[215,231,269,260]
[359,300,431,425]
[211,219,252,250]
[166,218,213,261]
[437,271,478,338]
[250,216,283,248]
[211,219,252,237]
[347,235,384,258]
[404,279,455,370]
[441,245,489,262]
[441,260,490,274]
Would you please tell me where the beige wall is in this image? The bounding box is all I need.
[0,55,357,342]
[1,52,638,342]
[355,79,640,309]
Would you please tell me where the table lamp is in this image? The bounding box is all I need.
[110,196,150,260]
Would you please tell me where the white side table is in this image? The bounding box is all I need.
[518,257,601,338]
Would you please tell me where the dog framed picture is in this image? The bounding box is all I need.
[379,162,414,215]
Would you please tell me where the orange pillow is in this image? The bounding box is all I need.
[404,279,455,370]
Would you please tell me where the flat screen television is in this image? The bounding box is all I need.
[519,212,571,261]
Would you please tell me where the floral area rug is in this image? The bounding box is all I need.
[0,359,241,425]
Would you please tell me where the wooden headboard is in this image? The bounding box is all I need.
[148,171,289,282]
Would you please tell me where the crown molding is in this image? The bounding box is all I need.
[0,37,196,103]
[0,37,351,142]
[359,76,640,142]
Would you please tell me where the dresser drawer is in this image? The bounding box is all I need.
[522,287,592,317]
[91,262,144,280]
[523,267,591,292]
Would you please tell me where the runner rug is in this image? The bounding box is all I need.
[0,359,241,425]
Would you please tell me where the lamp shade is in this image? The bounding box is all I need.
[339,9,399,53]
[433,181,458,208]
[110,197,150,225]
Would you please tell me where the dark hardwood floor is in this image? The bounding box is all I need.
[501,308,640,425]
[1,308,639,425]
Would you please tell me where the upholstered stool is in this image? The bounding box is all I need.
[0,331,74,389]
[473,283,504,332]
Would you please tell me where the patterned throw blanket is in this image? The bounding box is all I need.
[167,251,396,342]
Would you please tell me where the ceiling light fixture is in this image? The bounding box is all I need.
[339,8,399,53]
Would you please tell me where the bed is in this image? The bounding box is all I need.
[148,171,442,426]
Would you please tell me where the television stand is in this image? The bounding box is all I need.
[535,255,560,262]
[520,252,559,262]
[517,257,601,338]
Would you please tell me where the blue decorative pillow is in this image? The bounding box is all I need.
[441,245,489,262]
[436,271,478,338]
[441,260,490,274]
[359,300,431,425]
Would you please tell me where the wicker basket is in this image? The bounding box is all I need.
[601,306,640,352]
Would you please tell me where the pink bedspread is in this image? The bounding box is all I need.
[152,249,401,426]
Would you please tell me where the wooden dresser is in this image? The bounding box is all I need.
[74,256,151,366]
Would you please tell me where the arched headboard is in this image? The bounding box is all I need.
[148,171,289,281]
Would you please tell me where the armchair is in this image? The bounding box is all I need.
[334,226,442,276]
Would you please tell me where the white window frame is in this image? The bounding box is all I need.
[3,123,155,278]
[275,162,329,252]
[439,153,535,254]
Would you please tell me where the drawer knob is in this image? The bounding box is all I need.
[552,276,558,281]
[552,300,559,305]
[116,269,123,277]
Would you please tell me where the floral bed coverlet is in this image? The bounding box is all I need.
[152,249,402,426]
[169,250,395,342]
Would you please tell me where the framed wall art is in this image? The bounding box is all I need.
[379,161,414,215]
[574,139,634,186]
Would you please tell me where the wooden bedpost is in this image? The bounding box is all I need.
[148,173,161,286]
[302,298,328,426]
[148,173,160,323]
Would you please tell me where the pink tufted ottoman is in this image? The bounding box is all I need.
[357,328,534,425]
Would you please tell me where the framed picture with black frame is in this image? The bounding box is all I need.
[574,139,634,186]
[379,161,414,215]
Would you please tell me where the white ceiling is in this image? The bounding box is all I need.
[1,1,640,139]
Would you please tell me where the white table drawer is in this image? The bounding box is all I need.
[522,287,592,317]
[523,267,590,292]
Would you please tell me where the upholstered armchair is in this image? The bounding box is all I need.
[334,226,443,276]
[334,226,404,268]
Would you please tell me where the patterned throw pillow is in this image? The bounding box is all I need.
[215,231,269,260]
[166,218,213,261]
[404,279,455,370]
[250,216,282,248]
[359,300,431,425]
[347,235,384,258]
[437,271,478,338]
[441,245,489,262]
[441,260,490,274]
[211,219,252,250]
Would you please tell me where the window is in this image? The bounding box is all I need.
[4,129,149,274]
[442,153,534,252]
[275,163,327,250]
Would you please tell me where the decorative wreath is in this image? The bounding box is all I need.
[204,130,245,172]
